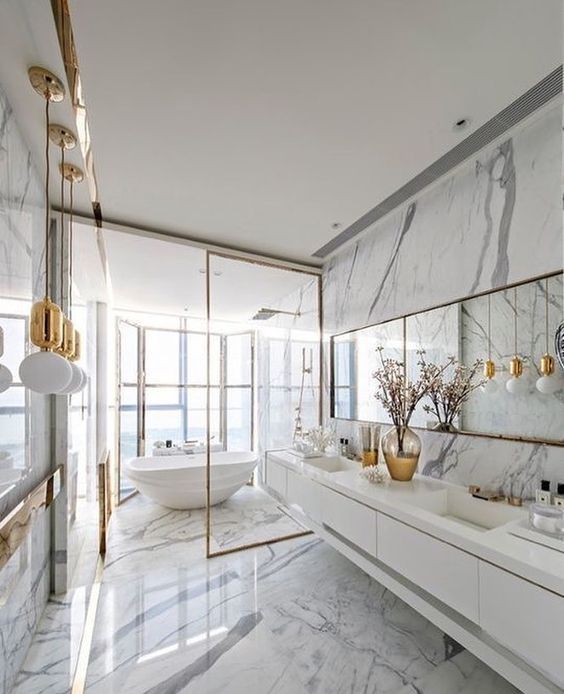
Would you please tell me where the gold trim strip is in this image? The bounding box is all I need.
[97,451,112,555]
[50,0,101,217]
[70,554,104,694]
[0,466,63,572]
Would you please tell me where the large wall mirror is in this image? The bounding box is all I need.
[331,271,564,445]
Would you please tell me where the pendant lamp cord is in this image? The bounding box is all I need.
[60,146,65,305]
[487,294,492,361]
[44,97,50,298]
[513,287,518,356]
[69,178,74,313]
[545,277,549,355]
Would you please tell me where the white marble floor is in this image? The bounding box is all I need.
[84,488,519,693]
[13,487,522,693]
[12,500,99,694]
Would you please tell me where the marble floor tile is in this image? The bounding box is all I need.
[11,501,100,694]
[81,534,459,693]
[80,491,521,693]
[210,485,308,551]
[12,488,522,694]
[395,649,520,694]
[103,486,307,581]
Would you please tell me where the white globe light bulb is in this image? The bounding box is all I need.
[58,362,84,394]
[0,364,13,393]
[19,351,73,394]
[506,376,527,395]
[71,367,87,394]
[536,373,562,395]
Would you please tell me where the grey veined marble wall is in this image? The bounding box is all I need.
[324,103,563,499]
[0,83,53,693]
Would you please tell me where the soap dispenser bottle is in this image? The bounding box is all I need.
[554,483,564,508]
[535,479,552,505]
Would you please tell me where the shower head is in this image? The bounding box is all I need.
[251,308,301,321]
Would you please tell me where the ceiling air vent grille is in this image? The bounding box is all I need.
[313,65,563,259]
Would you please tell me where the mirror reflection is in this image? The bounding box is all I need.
[332,272,564,444]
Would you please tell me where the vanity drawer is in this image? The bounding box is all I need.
[266,458,287,500]
[322,487,377,555]
[287,470,323,523]
[480,562,564,686]
[377,514,479,622]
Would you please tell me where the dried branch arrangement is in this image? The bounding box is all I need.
[372,347,450,428]
[420,354,485,429]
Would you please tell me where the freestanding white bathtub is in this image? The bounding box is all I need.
[124,451,257,510]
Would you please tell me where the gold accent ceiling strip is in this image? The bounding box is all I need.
[50,0,101,220]
[0,466,63,572]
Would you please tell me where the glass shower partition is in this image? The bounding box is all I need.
[206,251,322,557]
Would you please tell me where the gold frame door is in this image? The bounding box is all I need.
[115,318,144,505]
[205,250,322,559]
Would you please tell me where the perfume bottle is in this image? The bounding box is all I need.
[535,479,552,505]
[554,483,564,508]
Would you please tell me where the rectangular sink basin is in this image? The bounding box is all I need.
[409,487,526,532]
[304,456,359,473]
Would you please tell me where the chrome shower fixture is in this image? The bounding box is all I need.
[251,308,301,321]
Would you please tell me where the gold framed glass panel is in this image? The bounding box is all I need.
[206,251,321,558]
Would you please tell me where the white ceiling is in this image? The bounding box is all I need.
[73,222,315,322]
[66,0,561,263]
[0,0,92,214]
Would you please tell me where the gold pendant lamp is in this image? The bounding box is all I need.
[536,276,562,394]
[19,67,73,394]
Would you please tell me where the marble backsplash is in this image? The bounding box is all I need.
[323,103,563,498]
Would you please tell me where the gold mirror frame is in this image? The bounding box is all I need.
[329,269,564,447]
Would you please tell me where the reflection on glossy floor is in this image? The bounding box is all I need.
[14,489,520,694]
[12,500,99,694]
[86,489,519,694]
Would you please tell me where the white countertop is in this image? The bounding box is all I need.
[268,450,564,597]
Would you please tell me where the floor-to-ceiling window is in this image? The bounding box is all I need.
[116,319,254,501]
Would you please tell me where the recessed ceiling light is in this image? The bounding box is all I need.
[213,270,222,277]
[331,222,341,230]
[199,268,206,274]
[453,118,471,132]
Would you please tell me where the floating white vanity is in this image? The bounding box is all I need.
[265,450,564,694]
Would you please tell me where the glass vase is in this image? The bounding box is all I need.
[381,425,421,481]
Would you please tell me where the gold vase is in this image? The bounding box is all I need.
[381,425,421,481]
